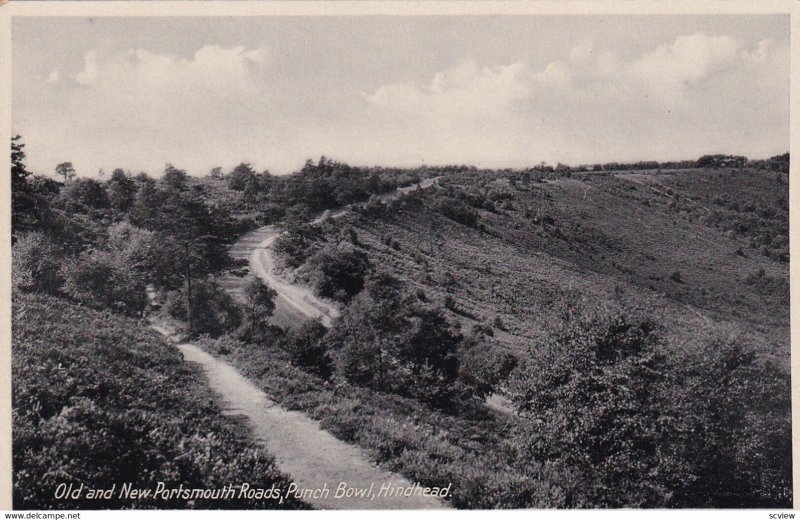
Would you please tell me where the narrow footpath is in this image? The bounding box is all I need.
[154,178,448,509]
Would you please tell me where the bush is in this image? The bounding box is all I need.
[12,232,63,294]
[164,277,241,337]
[306,242,371,303]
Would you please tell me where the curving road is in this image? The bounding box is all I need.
[152,177,449,509]
[220,177,440,329]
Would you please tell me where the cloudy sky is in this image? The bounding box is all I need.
[13,15,789,177]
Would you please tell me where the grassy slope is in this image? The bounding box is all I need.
[196,167,788,508]
[311,168,787,360]
[12,292,306,510]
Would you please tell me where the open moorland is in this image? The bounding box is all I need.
[12,139,791,508]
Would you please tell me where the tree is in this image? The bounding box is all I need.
[227,162,257,191]
[106,169,137,213]
[61,178,109,211]
[11,135,36,235]
[161,164,188,192]
[239,276,277,341]
[329,272,466,406]
[55,162,76,183]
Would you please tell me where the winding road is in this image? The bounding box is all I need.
[220,226,340,328]
[220,177,440,329]
[153,177,447,509]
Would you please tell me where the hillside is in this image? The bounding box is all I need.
[12,293,306,510]
[218,165,790,508]
[287,167,788,358]
[11,139,791,508]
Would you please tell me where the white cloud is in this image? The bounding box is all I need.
[46,69,61,84]
[365,34,788,165]
[368,61,531,118]
[28,45,276,175]
[15,33,788,177]
[631,34,740,87]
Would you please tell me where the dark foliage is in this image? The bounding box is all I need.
[306,242,371,303]
[12,293,305,510]
[508,305,791,507]
[164,277,242,337]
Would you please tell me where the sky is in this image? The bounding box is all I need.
[12,15,789,177]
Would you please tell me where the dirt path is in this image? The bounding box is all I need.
[179,342,446,509]
[221,177,441,329]
[251,232,340,328]
[150,324,445,509]
[153,177,451,509]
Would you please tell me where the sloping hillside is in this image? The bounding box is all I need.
[221,166,790,508]
[294,168,787,359]
[12,293,306,510]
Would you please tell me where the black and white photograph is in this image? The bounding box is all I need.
[5,5,794,512]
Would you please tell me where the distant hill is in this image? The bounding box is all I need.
[290,167,788,358]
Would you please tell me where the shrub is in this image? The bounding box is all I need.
[12,232,63,294]
[164,277,241,337]
[306,242,371,303]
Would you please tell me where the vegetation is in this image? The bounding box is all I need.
[12,293,305,510]
[260,158,789,507]
[508,304,790,507]
[11,133,790,509]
